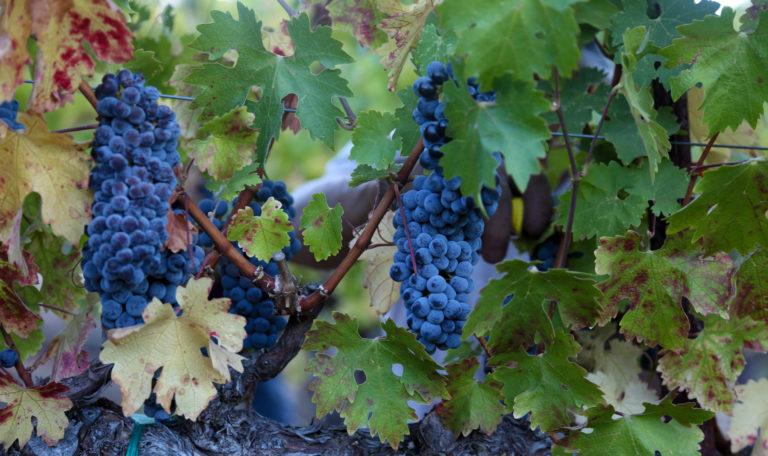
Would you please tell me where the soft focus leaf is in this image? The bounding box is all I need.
[728,378,768,454]
[188,107,259,182]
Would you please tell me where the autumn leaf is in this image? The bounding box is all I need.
[0,113,91,246]
[728,378,768,454]
[0,1,30,114]
[354,211,400,315]
[163,210,198,253]
[24,230,84,319]
[28,0,134,112]
[100,278,246,420]
[0,372,72,450]
[227,200,292,262]
[187,107,259,182]
[0,244,41,338]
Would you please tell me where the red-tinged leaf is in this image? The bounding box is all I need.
[226,201,292,262]
[0,244,41,338]
[317,0,388,47]
[730,248,768,322]
[658,315,768,413]
[163,210,198,253]
[0,372,72,449]
[0,113,91,246]
[25,230,84,319]
[0,0,30,116]
[30,297,98,381]
[28,0,133,112]
[434,357,507,437]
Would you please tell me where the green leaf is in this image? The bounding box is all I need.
[661,8,768,134]
[556,397,712,456]
[595,231,735,349]
[206,165,262,201]
[555,162,648,240]
[25,230,84,320]
[439,0,582,84]
[658,315,768,413]
[730,249,768,322]
[572,0,619,30]
[299,193,344,261]
[488,330,604,432]
[540,67,611,136]
[441,74,551,201]
[625,158,689,217]
[349,111,400,170]
[303,313,449,449]
[226,200,292,262]
[667,159,768,255]
[349,163,402,187]
[188,107,259,182]
[187,5,352,165]
[433,358,507,437]
[610,0,719,49]
[411,23,457,76]
[465,260,603,353]
[392,88,421,157]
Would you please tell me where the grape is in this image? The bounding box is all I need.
[390,62,503,353]
[0,348,19,368]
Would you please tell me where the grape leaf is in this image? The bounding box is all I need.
[609,0,719,49]
[0,113,91,246]
[25,230,84,319]
[314,0,388,47]
[0,374,72,450]
[392,88,420,156]
[439,0,582,84]
[434,358,507,437]
[169,64,205,140]
[625,158,689,217]
[187,5,352,164]
[303,313,448,449]
[0,1,30,103]
[572,0,618,29]
[667,159,768,255]
[441,73,551,202]
[188,107,259,182]
[465,260,603,353]
[349,111,401,170]
[595,231,734,349]
[28,0,134,112]
[488,330,604,432]
[555,397,712,456]
[0,319,44,362]
[658,315,768,413]
[163,210,198,254]
[100,278,246,420]
[349,163,402,187]
[0,244,41,338]
[375,0,443,90]
[299,193,344,261]
[728,378,768,453]
[207,165,263,201]
[661,8,768,134]
[555,162,648,240]
[227,200,292,262]
[730,248,768,322]
[539,67,611,136]
[587,370,659,416]
[354,212,400,315]
[29,296,97,382]
[411,23,457,76]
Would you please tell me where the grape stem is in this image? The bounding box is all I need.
[78,81,99,110]
[298,138,425,311]
[0,323,32,387]
[552,69,618,271]
[52,124,99,134]
[682,132,720,206]
[475,334,493,359]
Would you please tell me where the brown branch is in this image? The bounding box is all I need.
[475,334,493,359]
[0,323,33,387]
[52,123,99,134]
[682,132,720,206]
[78,81,99,111]
[298,137,424,311]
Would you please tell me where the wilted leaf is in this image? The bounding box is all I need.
[355,211,399,315]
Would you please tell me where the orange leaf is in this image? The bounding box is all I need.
[164,210,198,253]
[28,0,133,112]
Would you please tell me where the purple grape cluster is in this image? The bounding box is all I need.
[0,99,25,130]
[391,61,501,353]
[82,70,203,329]
[198,180,301,350]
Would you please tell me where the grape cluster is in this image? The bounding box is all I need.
[0,348,18,368]
[198,180,301,350]
[82,70,204,329]
[0,99,25,130]
[391,61,502,353]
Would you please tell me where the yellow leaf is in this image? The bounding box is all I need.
[353,211,400,315]
[100,278,246,420]
[728,378,768,455]
[0,0,31,102]
[0,373,72,450]
[375,0,443,90]
[0,112,91,246]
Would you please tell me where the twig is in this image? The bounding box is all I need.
[78,81,99,110]
[394,183,418,275]
[52,124,99,134]
[688,159,750,172]
[0,323,33,387]
[276,0,297,17]
[38,303,76,316]
[298,138,425,311]
[183,194,195,272]
[341,215,361,237]
[682,132,720,205]
[336,97,357,130]
[273,251,297,312]
[475,334,493,359]
[583,85,619,174]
